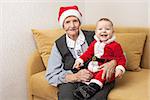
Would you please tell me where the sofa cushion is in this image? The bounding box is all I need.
[108,69,150,100]
[30,69,150,100]
[31,71,58,100]
[115,33,146,71]
[32,29,64,68]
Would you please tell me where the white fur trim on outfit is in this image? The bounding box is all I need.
[90,79,103,88]
[94,35,100,41]
[115,65,126,74]
[94,42,105,58]
[94,34,116,44]
[94,35,116,58]
[59,9,82,28]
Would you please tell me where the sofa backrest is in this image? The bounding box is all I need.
[33,25,150,70]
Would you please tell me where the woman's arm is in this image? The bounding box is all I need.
[45,43,93,86]
[100,60,117,81]
[45,43,73,86]
[65,69,93,83]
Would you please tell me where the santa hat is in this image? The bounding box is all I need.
[58,5,82,28]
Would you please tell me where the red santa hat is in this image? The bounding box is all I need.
[58,5,82,28]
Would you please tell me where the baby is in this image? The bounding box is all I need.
[73,18,126,99]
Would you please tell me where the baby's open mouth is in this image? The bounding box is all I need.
[101,34,108,37]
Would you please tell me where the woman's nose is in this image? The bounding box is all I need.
[70,22,75,27]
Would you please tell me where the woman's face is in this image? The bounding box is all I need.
[63,16,80,39]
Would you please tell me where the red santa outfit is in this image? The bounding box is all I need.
[76,35,126,88]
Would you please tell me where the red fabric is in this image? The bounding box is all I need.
[80,40,96,61]
[80,40,126,83]
[58,5,82,21]
[92,69,115,84]
[80,40,126,67]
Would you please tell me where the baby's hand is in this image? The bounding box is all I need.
[73,61,81,70]
[115,69,123,79]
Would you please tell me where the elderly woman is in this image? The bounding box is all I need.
[45,5,116,100]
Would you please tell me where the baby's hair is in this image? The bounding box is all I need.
[98,18,113,26]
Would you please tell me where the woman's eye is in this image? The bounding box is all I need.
[65,21,70,24]
[73,20,79,23]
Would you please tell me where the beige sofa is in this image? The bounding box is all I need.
[27,25,150,100]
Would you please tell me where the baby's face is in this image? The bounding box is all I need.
[95,20,114,42]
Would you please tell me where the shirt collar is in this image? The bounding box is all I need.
[66,30,85,48]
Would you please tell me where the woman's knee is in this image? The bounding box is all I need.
[58,83,76,100]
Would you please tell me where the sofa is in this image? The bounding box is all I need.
[27,25,150,100]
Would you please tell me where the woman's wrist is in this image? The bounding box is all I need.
[109,60,117,67]
[73,73,81,82]
[65,73,79,83]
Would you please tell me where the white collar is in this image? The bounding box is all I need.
[94,34,116,44]
[66,30,85,48]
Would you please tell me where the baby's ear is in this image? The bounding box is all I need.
[113,29,115,33]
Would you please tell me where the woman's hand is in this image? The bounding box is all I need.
[75,69,93,82]
[99,60,117,82]
[65,69,93,83]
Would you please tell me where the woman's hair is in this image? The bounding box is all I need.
[98,18,113,26]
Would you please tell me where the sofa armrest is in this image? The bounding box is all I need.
[27,50,46,76]
[27,50,46,100]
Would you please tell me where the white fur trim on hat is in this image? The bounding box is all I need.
[59,9,82,28]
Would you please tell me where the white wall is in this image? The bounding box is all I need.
[148,0,150,27]
[84,0,148,27]
[0,0,149,100]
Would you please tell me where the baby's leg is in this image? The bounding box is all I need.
[94,69,106,85]
[73,82,101,99]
